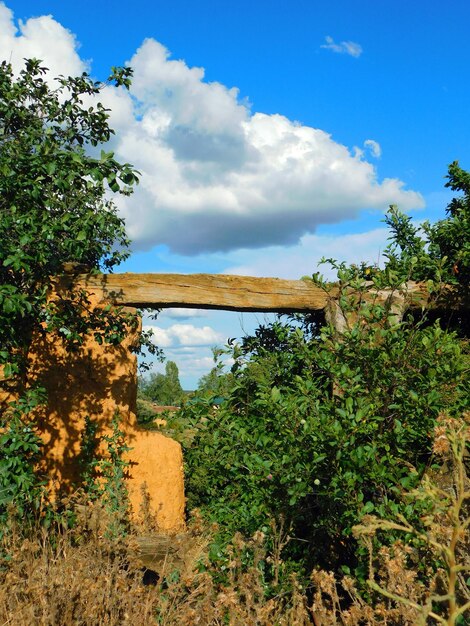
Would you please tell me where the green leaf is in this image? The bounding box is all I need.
[3,363,12,378]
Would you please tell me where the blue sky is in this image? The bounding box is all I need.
[3,1,469,387]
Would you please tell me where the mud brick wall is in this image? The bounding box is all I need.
[1,284,185,533]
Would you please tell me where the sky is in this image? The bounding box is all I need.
[2,1,469,387]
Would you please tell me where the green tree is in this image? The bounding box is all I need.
[0,59,139,517]
[385,161,470,292]
[197,357,234,399]
[0,59,140,386]
[139,360,184,406]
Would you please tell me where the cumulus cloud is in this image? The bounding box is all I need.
[179,356,216,373]
[107,38,423,254]
[113,42,424,254]
[321,35,363,58]
[0,2,86,76]
[144,323,226,348]
[223,227,391,280]
[0,5,424,256]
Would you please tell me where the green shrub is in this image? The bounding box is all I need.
[78,414,131,537]
[181,247,469,579]
[0,389,46,525]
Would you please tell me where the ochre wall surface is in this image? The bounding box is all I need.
[28,325,185,532]
[2,294,185,533]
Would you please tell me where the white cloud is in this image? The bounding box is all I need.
[0,5,424,256]
[364,139,382,158]
[144,323,226,348]
[179,356,216,373]
[161,308,208,320]
[109,38,423,254]
[0,2,86,77]
[222,227,391,280]
[321,35,363,58]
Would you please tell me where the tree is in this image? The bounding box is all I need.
[382,163,470,336]
[138,361,184,406]
[428,161,470,288]
[0,59,139,516]
[0,59,140,383]
[385,161,470,293]
[196,348,235,398]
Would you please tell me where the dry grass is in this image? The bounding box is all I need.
[0,502,155,625]
[0,502,312,625]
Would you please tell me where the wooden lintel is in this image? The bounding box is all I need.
[52,272,441,314]
[72,273,330,312]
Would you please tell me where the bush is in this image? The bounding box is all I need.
[181,190,470,579]
[1,411,466,625]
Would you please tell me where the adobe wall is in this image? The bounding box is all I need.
[2,296,185,533]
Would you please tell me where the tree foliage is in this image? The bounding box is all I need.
[138,360,185,407]
[0,60,140,384]
[196,351,234,399]
[384,161,470,294]
[0,59,139,517]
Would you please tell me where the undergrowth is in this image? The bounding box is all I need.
[0,412,468,625]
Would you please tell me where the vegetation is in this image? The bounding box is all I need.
[78,413,132,538]
[137,360,186,424]
[138,361,185,407]
[0,58,469,625]
[177,165,469,605]
[182,269,468,574]
[384,161,470,289]
[0,412,468,625]
[196,350,235,398]
[0,58,143,521]
[383,162,470,337]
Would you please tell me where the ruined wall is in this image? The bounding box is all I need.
[2,290,185,533]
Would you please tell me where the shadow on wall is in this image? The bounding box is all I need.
[28,328,136,489]
[23,311,185,533]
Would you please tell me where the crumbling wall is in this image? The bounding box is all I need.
[2,291,185,533]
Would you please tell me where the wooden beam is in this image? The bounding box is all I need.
[53,271,440,313]
[72,272,331,312]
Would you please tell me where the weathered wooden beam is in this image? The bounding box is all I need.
[71,272,331,312]
[53,271,443,313]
